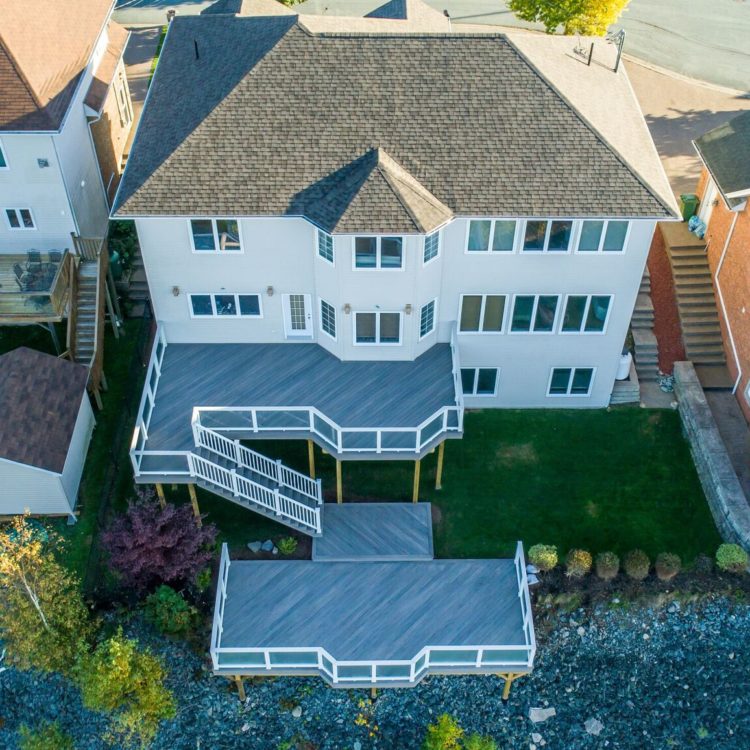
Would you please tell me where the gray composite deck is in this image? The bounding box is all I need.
[146,343,457,452]
[219,559,526,661]
[313,502,434,561]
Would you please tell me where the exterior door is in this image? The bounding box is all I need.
[698,177,718,228]
[282,293,313,338]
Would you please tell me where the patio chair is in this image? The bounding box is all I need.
[26,250,42,272]
[48,250,62,264]
[13,262,26,290]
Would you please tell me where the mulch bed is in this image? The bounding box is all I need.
[647,226,686,374]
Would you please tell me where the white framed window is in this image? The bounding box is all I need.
[320,298,336,340]
[510,294,559,333]
[466,219,517,253]
[317,230,334,264]
[419,299,437,339]
[576,220,630,253]
[461,367,499,396]
[423,231,440,264]
[521,219,573,253]
[188,293,262,318]
[354,311,402,345]
[561,295,613,333]
[0,139,8,170]
[189,218,242,252]
[4,208,35,230]
[547,367,595,396]
[353,236,403,269]
[458,294,506,333]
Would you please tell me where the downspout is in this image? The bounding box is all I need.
[713,211,741,393]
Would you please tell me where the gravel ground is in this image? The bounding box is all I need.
[1,598,749,749]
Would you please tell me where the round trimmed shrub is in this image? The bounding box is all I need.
[716,543,749,573]
[655,552,681,581]
[623,549,650,581]
[565,549,592,578]
[144,585,198,636]
[528,544,558,572]
[595,551,620,581]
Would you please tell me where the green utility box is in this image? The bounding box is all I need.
[680,193,699,221]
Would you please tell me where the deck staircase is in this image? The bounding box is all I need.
[189,424,323,536]
[72,259,99,365]
[661,222,733,390]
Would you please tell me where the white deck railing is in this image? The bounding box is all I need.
[188,454,322,534]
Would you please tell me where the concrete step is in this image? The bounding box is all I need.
[684,333,725,346]
[674,278,714,290]
[661,221,706,251]
[695,364,734,390]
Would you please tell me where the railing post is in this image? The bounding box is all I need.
[315,507,322,534]
[251,408,258,433]
[234,439,243,468]
[275,459,283,487]
[230,469,239,497]
[192,420,201,448]
[315,478,322,504]
[273,488,282,516]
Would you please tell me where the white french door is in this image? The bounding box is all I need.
[282,293,313,338]
[698,178,718,227]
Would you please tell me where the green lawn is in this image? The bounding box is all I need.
[164,408,719,565]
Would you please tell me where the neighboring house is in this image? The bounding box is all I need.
[0,348,94,520]
[693,112,750,421]
[113,1,675,690]
[0,0,133,246]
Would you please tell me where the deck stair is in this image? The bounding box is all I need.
[189,424,323,536]
[630,266,659,383]
[72,259,99,365]
[660,222,732,389]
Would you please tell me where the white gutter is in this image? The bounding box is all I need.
[713,211,742,393]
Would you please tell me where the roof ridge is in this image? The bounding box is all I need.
[374,149,421,232]
[503,35,677,218]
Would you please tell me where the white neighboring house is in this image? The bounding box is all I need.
[0,0,133,253]
[114,4,678,515]
[0,348,95,520]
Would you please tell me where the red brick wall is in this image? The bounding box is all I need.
[698,167,750,421]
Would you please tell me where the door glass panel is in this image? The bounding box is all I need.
[215,294,237,316]
[562,296,586,332]
[356,313,377,343]
[191,219,215,251]
[355,237,377,267]
[467,220,491,251]
[492,220,516,252]
[534,296,558,332]
[571,368,594,394]
[548,221,572,251]
[380,313,400,343]
[289,295,306,330]
[511,296,534,332]
[585,296,610,332]
[459,295,482,332]
[476,368,497,395]
[460,368,476,394]
[603,221,628,251]
[578,220,603,252]
[482,295,505,332]
[216,219,240,250]
[380,237,403,268]
[523,221,547,252]
[549,368,571,395]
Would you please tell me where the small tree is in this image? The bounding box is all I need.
[423,714,464,750]
[75,629,176,747]
[508,0,630,35]
[0,515,95,674]
[464,734,498,750]
[18,721,75,750]
[144,585,198,636]
[102,495,217,592]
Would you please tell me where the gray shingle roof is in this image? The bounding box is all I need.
[0,348,89,473]
[114,17,674,228]
[694,111,750,208]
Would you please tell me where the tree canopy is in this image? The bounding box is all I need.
[508,0,631,35]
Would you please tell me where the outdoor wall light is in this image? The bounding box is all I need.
[37,158,49,168]
[343,304,351,314]
[404,304,413,315]
[172,286,180,297]
[266,286,274,296]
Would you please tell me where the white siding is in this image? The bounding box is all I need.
[60,395,96,507]
[0,457,69,516]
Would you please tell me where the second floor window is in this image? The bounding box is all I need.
[561,295,612,333]
[354,311,401,344]
[577,220,629,253]
[318,230,334,264]
[189,293,261,317]
[0,141,7,169]
[459,294,506,333]
[467,219,517,252]
[424,231,440,263]
[5,208,34,229]
[522,220,573,253]
[354,237,403,269]
[510,295,559,332]
[190,219,241,252]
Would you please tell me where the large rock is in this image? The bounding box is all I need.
[528,707,556,723]
[584,718,604,736]
[247,541,262,553]
[261,540,274,552]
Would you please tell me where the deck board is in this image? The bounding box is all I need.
[313,502,434,561]
[146,343,457,452]
[219,558,526,661]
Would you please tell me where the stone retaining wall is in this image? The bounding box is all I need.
[673,361,750,550]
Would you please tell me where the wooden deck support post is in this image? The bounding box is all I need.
[499,672,523,701]
[370,687,377,700]
[155,483,166,508]
[188,484,202,527]
[336,460,343,503]
[435,441,445,490]
[412,459,421,503]
[104,282,120,339]
[307,439,316,480]
[46,322,61,354]
[233,676,246,702]
[100,370,109,392]
[92,387,103,410]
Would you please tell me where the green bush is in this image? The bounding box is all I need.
[195,567,212,593]
[595,551,620,581]
[464,734,498,750]
[655,553,681,581]
[623,549,650,581]
[144,585,198,636]
[565,549,592,578]
[528,544,558,572]
[716,543,749,573]
[423,714,463,750]
[19,722,74,750]
[278,537,298,556]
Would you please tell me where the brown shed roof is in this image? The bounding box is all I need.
[0,348,89,473]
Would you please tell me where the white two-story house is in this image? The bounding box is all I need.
[115,4,677,524]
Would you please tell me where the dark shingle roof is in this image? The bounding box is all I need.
[114,17,673,228]
[0,348,89,473]
[694,111,750,208]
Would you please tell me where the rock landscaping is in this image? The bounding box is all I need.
[2,596,749,749]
